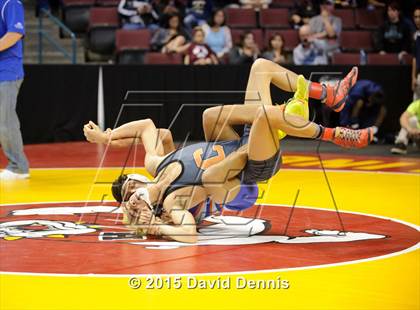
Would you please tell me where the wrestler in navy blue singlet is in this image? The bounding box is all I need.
[156,137,248,197]
[154,128,265,218]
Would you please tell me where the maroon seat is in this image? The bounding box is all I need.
[401,53,413,65]
[265,29,299,51]
[333,9,355,29]
[144,53,183,64]
[367,53,399,65]
[87,8,119,56]
[340,30,373,52]
[226,8,257,28]
[231,29,263,50]
[355,9,384,30]
[89,7,119,28]
[61,0,95,34]
[95,0,119,6]
[331,53,360,65]
[62,0,95,5]
[271,0,295,8]
[259,8,289,28]
[115,29,151,53]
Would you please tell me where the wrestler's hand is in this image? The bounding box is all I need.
[125,193,145,222]
[83,121,108,144]
[138,205,154,225]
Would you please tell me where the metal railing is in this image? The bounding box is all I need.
[38,8,77,64]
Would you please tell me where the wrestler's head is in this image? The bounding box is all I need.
[112,173,149,203]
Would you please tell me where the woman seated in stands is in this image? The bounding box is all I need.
[150,13,190,54]
[262,33,289,64]
[229,31,260,64]
[201,9,232,61]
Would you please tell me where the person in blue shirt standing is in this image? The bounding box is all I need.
[0,0,29,180]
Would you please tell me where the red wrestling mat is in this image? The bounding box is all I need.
[0,202,418,275]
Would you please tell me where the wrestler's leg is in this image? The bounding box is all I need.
[203,103,308,141]
[203,105,259,141]
[203,60,310,141]
[244,58,298,105]
[201,148,247,204]
[248,105,372,160]
[245,58,358,112]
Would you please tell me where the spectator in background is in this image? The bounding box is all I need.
[391,99,420,154]
[375,2,411,57]
[152,0,186,25]
[229,31,259,64]
[151,13,189,53]
[240,0,271,10]
[202,9,232,60]
[391,100,420,154]
[118,0,160,30]
[184,0,213,32]
[290,0,319,29]
[412,7,420,100]
[185,27,218,65]
[309,0,342,54]
[0,0,29,180]
[262,33,289,64]
[339,80,386,142]
[293,24,328,65]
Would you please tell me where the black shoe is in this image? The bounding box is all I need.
[391,143,407,155]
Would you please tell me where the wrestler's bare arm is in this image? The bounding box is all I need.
[157,207,198,243]
[133,201,198,243]
[83,120,175,155]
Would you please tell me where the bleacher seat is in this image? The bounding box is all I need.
[259,9,289,29]
[116,29,151,64]
[271,0,295,8]
[265,29,299,52]
[96,0,119,6]
[367,53,399,65]
[331,53,361,65]
[226,8,257,28]
[340,30,373,52]
[61,0,95,35]
[86,7,119,57]
[231,29,263,50]
[333,9,355,30]
[143,53,183,64]
[401,53,413,65]
[355,9,384,30]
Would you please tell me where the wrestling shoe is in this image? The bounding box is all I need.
[278,75,310,140]
[326,127,374,149]
[390,143,408,155]
[324,66,358,112]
